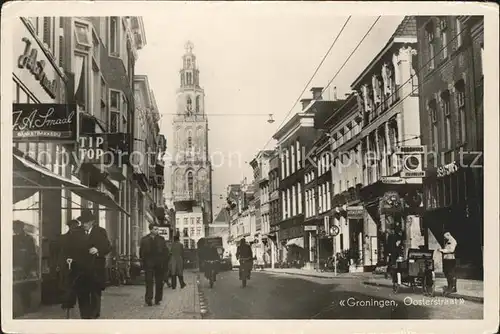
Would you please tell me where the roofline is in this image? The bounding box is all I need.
[351,36,417,90]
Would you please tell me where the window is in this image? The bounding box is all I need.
[75,21,91,47]
[439,18,448,59]
[190,218,194,225]
[74,54,88,110]
[426,22,435,70]
[195,96,200,113]
[291,185,296,216]
[456,18,463,48]
[110,90,119,109]
[428,99,438,150]
[92,30,100,61]
[440,91,451,149]
[291,147,296,174]
[186,96,192,111]
[296,141,301,170]
[109,17,120,56]
[187,171,194,196]
[455,80,466,143]
[183,218,188,225]
[480,44,484,76]
[183,239,189,248]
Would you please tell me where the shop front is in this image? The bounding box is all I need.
[423,156,483,279]
[12,17,69,317]
[277,217,306,267]
[359,178,423,271]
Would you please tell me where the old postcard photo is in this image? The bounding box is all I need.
[1,1,498,334]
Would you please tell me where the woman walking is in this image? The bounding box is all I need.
[169,235,186,289]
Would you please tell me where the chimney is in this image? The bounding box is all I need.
[332,86,338,101]
[300,98,312,110]
[310,87,323,100]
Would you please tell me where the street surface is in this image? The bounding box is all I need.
[199,270,483,319]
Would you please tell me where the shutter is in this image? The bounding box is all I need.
[43,17,51,46]
[58,35,64,67]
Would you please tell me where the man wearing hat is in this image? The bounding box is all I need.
[72,209,111,319]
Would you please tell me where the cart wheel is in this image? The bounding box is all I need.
[392,282,399,293]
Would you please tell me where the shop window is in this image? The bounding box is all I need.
[183,239,189,248]
[109,17,120,56]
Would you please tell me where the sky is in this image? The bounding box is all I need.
[134,6,404,213]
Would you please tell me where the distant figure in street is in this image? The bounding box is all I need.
[236,239,253,279]
[439,231,458,293]
[169,235,186,289]
[139,224,170,306]
[60,209,111,319]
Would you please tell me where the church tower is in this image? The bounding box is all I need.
[171,41,213,232]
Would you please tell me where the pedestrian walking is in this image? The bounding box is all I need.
[58,219,84,316]
[169,234,186,289]
[439,231,458,294]
[60,209,111,319]
[139,224,170,306]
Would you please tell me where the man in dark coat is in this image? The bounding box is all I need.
[140,224,170,306]
[62,209,111,319]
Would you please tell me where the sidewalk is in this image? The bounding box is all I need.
[263,267,369,279]
[17,271,201,319]
[364,275,484,303]
[263,268,483,303]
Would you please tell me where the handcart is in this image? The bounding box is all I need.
[390,248,435,296]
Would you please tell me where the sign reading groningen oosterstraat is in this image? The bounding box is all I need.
[13,103,77,141]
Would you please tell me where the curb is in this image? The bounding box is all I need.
[264,270,363,280]
[195,274,209,318]
[362,281,484,304]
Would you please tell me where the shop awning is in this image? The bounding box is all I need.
[286,237,304,248]
[13,154,129,216]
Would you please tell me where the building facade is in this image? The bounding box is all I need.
[170,41,213,236]
[352,16,424,270]
[416,16,484,278]
[12,16,147,317]
[326,94,365,271]
[267,151,281,267]
[249,150,274,266]
[272,88,329,265]
[133,74,166,253]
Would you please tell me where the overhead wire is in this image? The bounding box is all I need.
[257,16,382,155]
[256,16,353,152]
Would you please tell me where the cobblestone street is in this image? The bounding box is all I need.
[198,270,483,319]
[18,271,200,319]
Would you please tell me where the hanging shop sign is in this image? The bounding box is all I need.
[395,145,426,178]
[13,103,77,141]
[17,37,57,99]
[158,226,170,241]
[79,134,106,164]
[380,191,403,214]
[437,161,459,178]
[347,206,364,219]
[304,225,317,231]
